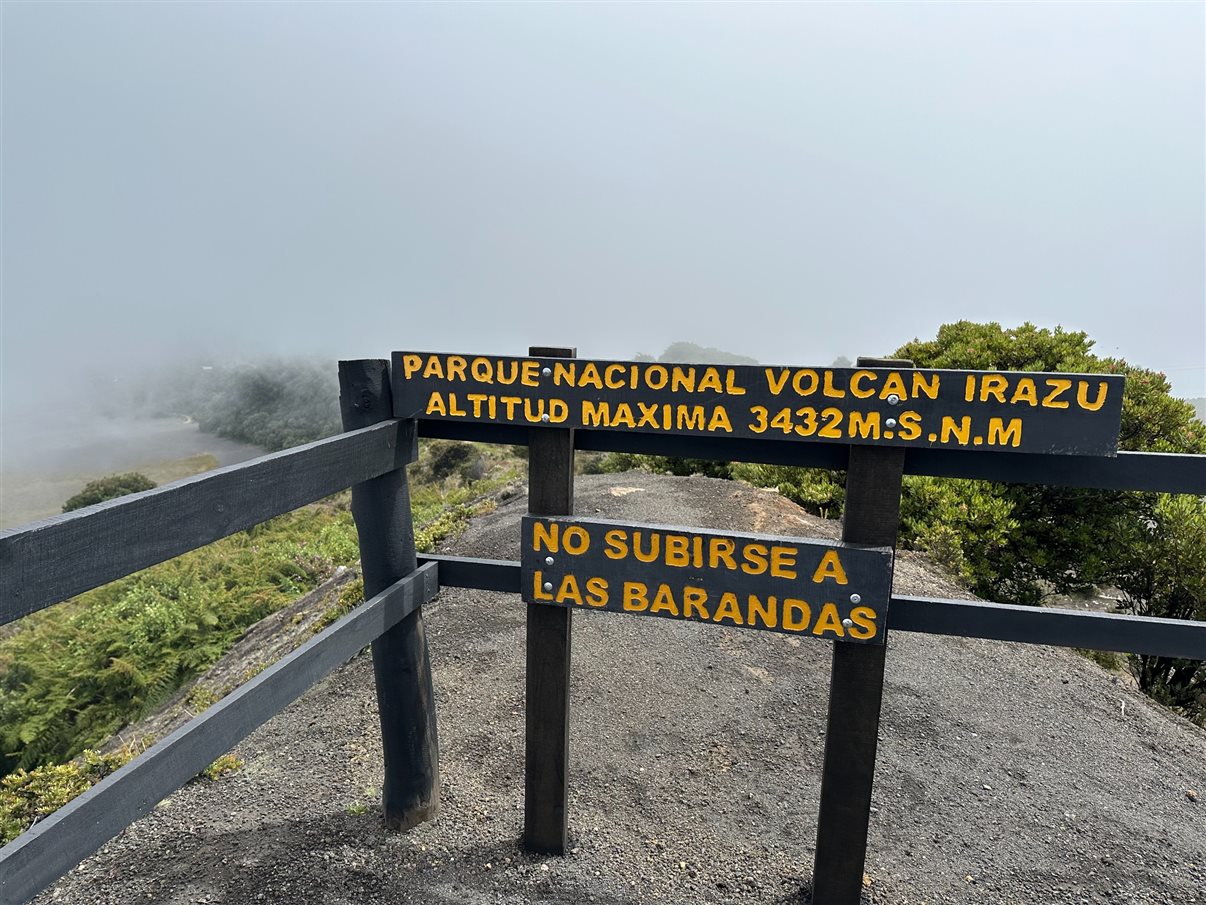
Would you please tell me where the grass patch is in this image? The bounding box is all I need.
[0,440,523,841]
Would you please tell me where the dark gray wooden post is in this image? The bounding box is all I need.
[810,357,912,904]
[523,345,576,854]
[339,359,440,830]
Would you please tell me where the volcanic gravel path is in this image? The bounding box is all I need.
[36,473,1206,905]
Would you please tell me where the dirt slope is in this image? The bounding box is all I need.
[37,473,1206,905]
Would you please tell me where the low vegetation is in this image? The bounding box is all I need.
[0,439,522,842]
[62,472,157,512]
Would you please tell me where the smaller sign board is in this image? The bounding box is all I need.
[521,516,895,646]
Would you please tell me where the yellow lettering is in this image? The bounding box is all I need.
[402,354,423,379]
[812,602,846,637]
[725,369,746,395]
[812,550,848,584]
[497,361,519,385]
[783,599,811,631]
[562,526,590,555]
[553,361,576,386]
[583,401,610,427]
[422,357,445,379]
[765,369,790,395]
[665,535,690,567]
[1042,378,1071,409]
[612,403,636,428]
[822,370,846,398]
[897,410,922,440]
[533,571,553,601]
[447,356,467,381]
[707,406,733,433]
[1077,380,1109,412]
[532,521,558,552]
[678,406,705,431]
[979,374,1008,403]
[847,606,878,640]
[1010,378,1038,406]
[850,370,876,398]
[683,586,710,619]
[632,531,660,563]
[741,543,769,575]
[671,366,696,392]
[448,393,466,417]
[911,372,939,400]
[604,364,626,389]
[646,365,669,389]
[849,411,880,440]
[555,575,583,606]
[987,417,1023,448]
[623,582,649,612]
[793,369,819,396]
[770,545,798,579]
[709,538,737,570]
[713,593,744,625]
[650,584,679,616]
[579,363,603,389]
[521,360,540,387]
[698,368,723,393]
[748,593,778,628]
[941,415,972,445]
[879,372,908,401]
[604,529,628,560]
[425,392,447,416]
[585,576,609,607]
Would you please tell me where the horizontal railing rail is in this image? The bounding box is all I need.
[418,554,1206,661]
[0,563,439,905]
[0,420,417,626]
[420,421,1206,495]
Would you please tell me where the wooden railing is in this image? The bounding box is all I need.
[1,355,1203,905]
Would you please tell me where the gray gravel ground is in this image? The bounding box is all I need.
[37,473,1206,905]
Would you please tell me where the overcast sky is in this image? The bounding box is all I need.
[2,1,1203,418]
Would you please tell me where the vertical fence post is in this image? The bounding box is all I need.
[339,359,440,830]
[810,356,912,904]
[524,345,576,854]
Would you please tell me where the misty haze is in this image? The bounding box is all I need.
[2,2,1203,528]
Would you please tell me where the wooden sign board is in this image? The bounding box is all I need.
[521,516,895,646]
[392,352,1125,456]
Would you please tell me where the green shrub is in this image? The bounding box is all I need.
[1,750,127,843]
[894,321,1205,604]
[1113,494,1206,723]
[62,473,156,512]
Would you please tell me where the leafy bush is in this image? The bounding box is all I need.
[1113,494,1206,721]
[62,473,156,512]
[894,321,1205,604]
[729,464,846,520]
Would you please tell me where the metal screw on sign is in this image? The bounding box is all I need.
[541,367,552,377]
[850,593,862,604]
[545,556,555,566]
[842,618,854,628]
[543,582,553,592]
[542,414,550,423]
[886,394,901,405]
[886,418,897,429]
